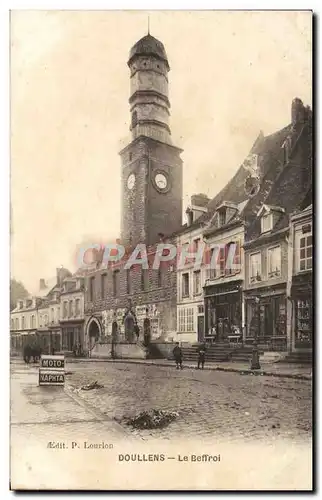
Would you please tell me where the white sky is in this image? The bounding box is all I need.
[10,10,312,293]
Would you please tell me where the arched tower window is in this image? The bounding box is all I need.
[131,110,138,129]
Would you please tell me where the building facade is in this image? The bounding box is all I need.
[60,276,85,352]
[175,199,209,343]
[10,297,38,354]
[243,98,312,351]
[287,205,312,353]
[203,211,244,344]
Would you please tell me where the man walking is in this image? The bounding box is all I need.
[173,342,183,370]
[197,343,206,370]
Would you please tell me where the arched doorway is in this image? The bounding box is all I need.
[86,317,102,351]
[124,311,135,343]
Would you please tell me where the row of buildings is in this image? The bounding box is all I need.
[10,33,313,358]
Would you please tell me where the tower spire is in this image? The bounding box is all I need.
[148,15,150,35]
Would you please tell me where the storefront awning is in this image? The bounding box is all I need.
[204,290,240,299]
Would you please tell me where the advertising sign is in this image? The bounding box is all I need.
[39,355,65,387]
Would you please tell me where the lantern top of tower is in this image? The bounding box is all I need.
[128,34,169,69]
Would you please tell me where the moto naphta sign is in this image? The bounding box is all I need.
[39,355,65,386]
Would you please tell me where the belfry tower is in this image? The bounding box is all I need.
[119,33,183,247]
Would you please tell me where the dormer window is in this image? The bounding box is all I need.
[258,204,285,234]
[219,209,226,227]
[261,213,273,233]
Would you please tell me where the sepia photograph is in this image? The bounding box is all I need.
[9,9,313,491]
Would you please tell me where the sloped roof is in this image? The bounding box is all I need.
[128,34,169,68]
[244,114,312,242]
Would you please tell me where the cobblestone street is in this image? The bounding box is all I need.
[66,360,312,443]
[10,359,312,490]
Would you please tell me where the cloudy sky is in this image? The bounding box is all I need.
[10,10,312,293]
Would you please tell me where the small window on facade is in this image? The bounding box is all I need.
[218,209,226,227]
[299,234,312,272]
[129,152,133,161]
[127,268,132,294]
[89,276,95,302]
[182,273,190,297]
[157,268,163,288]
[141,269,148,291]
[249,252,262,283]
[101,273,107,298]
[193,270,201,295]
[268,246,281,278]
[113,270,120,297]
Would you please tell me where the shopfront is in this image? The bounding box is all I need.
[290,271,312,350]
[204,281,243,342]
[245,285,287,350]
[61,321,84,352]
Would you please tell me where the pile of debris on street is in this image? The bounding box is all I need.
[80,381,104,391]
[123,409,179,430]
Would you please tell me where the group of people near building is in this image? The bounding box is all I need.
[173,343,207,370]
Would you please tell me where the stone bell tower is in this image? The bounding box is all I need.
[119,33,183,247]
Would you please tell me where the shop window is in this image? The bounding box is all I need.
[268,246,281,278]
[296,300,312,345]
[182,273,190,298]
[193,270,201,295]
[274,297,286,336]
[249,252,262,283]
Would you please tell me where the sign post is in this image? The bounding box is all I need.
[39,354,65,386]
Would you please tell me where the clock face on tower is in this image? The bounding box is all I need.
[154,172,168,191]
[127,173,135,190]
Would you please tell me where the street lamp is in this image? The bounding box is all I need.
[250,296,261,370]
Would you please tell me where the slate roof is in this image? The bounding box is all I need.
[128,34,169,68]
[243,110,312,242]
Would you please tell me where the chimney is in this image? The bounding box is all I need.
[186,193,210,225]
[291,97,305,125]
[186,207,193,227]
[39,279,46,290]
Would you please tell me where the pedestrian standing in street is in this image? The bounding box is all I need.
[197,343,206,370]
[173,342,183,370]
